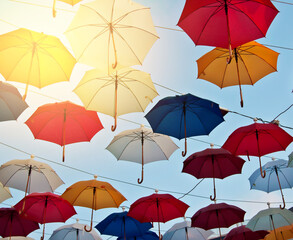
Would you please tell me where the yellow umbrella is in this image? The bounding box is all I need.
[264,225,293,240]
[61,175,126,232]
[52,0,83,17]
[0,28,76,100]
[74,67,158,131]
[197,41,279,107]
[65,0,159,72]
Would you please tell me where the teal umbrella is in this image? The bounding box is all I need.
[287,152,293,167]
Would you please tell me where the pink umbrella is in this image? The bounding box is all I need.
[14,192,76,240]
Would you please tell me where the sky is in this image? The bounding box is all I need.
[0,0,292,239]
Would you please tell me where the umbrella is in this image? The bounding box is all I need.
[145,94,225,157]
[52,0,83,17]
[1,237,35,240]
[25,101,103,162]
[0,155,64,197]
[95,211,152,240]
[49,219,102,240]
[182,147,245,201]
[106,124,178,183]
[163,220,214,240]
[117,231,159,240]
[224,225,268,240]
[191,203,246,239]
[0,207,39,238]
[264,225,293,240]
[14,192,76,240]
[222,120,293,178]
[177,0,278,59]
[196,41,279,107]
[246,207,293,240]
[0,81,28,121]
[249,159,293,209]
[74,67,158,131]
[0,183,12,203]
[65,0,158,71]
[287,152,293,167]
[61,175,126,232]
[128,190,189,239]
[0,28,76,100]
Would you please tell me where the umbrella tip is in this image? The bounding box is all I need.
[267,202,271,208]
[94,175,97,179]
[253,118,258,123]
[140,124,144,128]
[122,207,125,211]
[30,154,34,159]
[76,218,79,222]
[210,143,214,148]
[155,189,158,193]
[271,119,280,126]
[272,157,276,161]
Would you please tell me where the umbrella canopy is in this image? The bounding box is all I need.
[0,28,76,99]
[191,203,246,239]
[0,183,12,203]
[249,159,293,209]
[177,0,278,58]
[287,152,293,167]
[74,67,158,131]
[14,192,76,240]
[163,220,213,240]
[224,225,268,240]
[1,237,35,240]
[25,101,103,162]
[106,124,178,183]
[182,147,245,201]
[52,0,83,17]
[128,191,189,239]
[0,155,64,196]
[264,224,293,240]
[95,211,152,239]
[0,207,39,238]
[65,0,158,71]
[145,94,224,157]
[49,219,102,240]
[61,175,126,232]
[222,120,293,178]
[246,208,293,239]
[196,41,279,107]
[0,81,28,121]
[117,231,159,240]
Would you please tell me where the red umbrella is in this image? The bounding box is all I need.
[128,190,189,239]
[25,101,103,162]
[224,225,268,240]
[182,147,245,201]
[222,120,293,178]
[0,207,39,238]
[192,203,246,239]
[14,192,76,240]
[177,0,278,59]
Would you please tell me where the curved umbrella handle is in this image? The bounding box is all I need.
[138,165,144,184]
[84,223,92,232]
[258,156,266,178]
[280,198,286,209]
[111,117,117,131]
[210,178,216,201]
[182,137,187,157]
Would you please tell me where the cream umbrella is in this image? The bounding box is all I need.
[74,67,158,131]
[106,125,178,183]
[0,183,12,203]
[65,0,159,71]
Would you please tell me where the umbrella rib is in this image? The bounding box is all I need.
[0,97,18,119]
[81,5,110,24]
[185,106,211,135]
[266,169,273,193]
[279,169,293,189]
[113,7,151,26]
[116,136,142,160]
[261,129,289,150]
[220,58,229,88]
[1,166,27,187]
[115,24,159,39]
[103,187,125,207]
[237,54,255,86]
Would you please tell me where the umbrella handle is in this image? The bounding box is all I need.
[275,167,286,209]
[85,188,95,232]
[138,145,144,184]
[258,157,266,178]
[182,137,187,157]
[210,178,216,201]
[84,223,92,232]
[111,117,117,131]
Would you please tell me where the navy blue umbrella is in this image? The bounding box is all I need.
[117,231,159,240]
[145,94,224,156]
[95,211,152,240]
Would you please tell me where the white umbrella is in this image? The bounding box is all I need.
[49,219,102,240]
[163,220,213,240]
[106,125,178,184]
[0,155,64,196]
[0,182,12,203]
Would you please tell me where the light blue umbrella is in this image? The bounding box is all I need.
[49,220,102,240]
[249,159,293,209]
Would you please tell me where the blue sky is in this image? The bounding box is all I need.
[0,0,292,239]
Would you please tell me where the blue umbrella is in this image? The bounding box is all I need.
[145,94,224,156]
[249,159,293,209]
[95,211,152,240]
[117,231,159,240]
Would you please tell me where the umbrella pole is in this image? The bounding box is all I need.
[224,0,233,63]
[23,42,36,100]
[111,74,118,131]
[84,187,96,232]
[123,216,126,240]
[234,48,244,107]
[182,103,187,157]
[52,0,57,17]
[216,209,222,239]
[256,129,266,178]
[138,131,144,184]
[76,229,79,240]
[21,165,32,213]
[185,226,189,240]
[41,196,48,240]
[62,108,67,162]
[270,215,278,240]
[110,24,118,69]
[275,167,286,209]
[156,197,162,240]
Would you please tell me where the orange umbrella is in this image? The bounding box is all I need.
[61,175,126,232]
[264,225,293,240]
[197,41,279,107]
